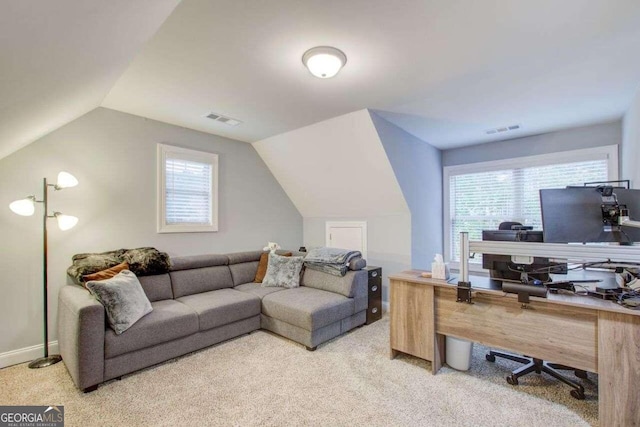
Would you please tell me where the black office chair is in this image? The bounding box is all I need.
[485,352,587,399]
[485,222,588,400]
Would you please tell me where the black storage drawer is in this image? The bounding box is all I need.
[364,266,382,324]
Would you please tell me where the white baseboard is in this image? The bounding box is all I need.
[0,341,59,369]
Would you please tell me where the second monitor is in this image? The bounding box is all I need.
[482,228,566,284]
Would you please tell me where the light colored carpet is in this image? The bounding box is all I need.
[0,317,597,426]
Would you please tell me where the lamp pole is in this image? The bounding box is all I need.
[10,172,77,368]
[28,178,62,369]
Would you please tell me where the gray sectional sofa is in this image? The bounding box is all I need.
[58,250,368,392]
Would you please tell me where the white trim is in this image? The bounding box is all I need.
[157,144,219,233]
[0,341,59,369]
[443,145,619,266]
[325,221,368,259]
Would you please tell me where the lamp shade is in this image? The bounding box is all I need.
[55,213,78,231]
[56,171,78,189]
[302,46,347,79]
[9,197,36,216]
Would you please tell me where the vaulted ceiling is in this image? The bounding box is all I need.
[2,0,640,160]
[0,0,180,159]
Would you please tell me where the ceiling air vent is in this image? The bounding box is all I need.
[205,112,242,126]
[486,124,520,135]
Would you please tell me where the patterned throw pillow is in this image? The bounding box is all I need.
[254,251,293,283]
[261,253,304,288]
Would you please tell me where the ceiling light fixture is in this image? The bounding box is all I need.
[302,46,347,79]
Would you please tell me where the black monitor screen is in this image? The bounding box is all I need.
[482,229,565,283]
[540,187,640,243]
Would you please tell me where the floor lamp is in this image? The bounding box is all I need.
[9,171,79,369]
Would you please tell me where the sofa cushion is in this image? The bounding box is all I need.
[229,261,259,286]
[261,287,355,331]
[302,269,365,298]
[104,299,198,358]
[234,282,287,299]
[170,265,234,298]
[227,251,263,264]
[177,289,260,331]
[170,254,228,271]
[138,273,174,302]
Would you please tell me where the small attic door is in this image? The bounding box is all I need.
[325,221,367,259]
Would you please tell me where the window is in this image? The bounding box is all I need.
[157,144,218,233]
[444,145,618,265]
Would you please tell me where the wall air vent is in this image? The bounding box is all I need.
[486,124,520,135]
[205,112,242,126]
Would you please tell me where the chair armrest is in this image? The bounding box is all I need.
[57,285,105,391]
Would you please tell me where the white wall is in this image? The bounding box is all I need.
[254,109,412,303]
[0,107,302,360]
[622,89,640,188]
[304,215,411,303]
[253,109,409,217]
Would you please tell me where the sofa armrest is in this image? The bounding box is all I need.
[58,285,105,391]
[302,269,367,299]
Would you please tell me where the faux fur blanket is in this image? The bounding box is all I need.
[304,247,364,277]
[67,247,171,284]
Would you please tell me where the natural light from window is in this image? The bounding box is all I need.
[445,147,617,263]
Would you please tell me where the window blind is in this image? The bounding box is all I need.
[449,159,609,262]
[165,158,212,225]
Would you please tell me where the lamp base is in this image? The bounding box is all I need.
[28,354,62,369]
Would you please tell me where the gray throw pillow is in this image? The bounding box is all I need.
[86,270,153,335]
[262,253,304,289]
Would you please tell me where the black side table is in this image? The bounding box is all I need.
[364,266,382,324]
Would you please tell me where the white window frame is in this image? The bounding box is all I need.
[157,143,219,233]
[443,145,619,271]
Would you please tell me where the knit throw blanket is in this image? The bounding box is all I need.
[304,247,363,277]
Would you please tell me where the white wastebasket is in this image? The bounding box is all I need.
[445,336,474,371]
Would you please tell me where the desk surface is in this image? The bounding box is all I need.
[388,270,640,317]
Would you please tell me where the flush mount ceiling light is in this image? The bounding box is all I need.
[302,46,347,79]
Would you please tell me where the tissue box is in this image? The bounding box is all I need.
[431,262,449,280]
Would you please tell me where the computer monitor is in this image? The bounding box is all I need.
[482,229,565,283]
[540,187,640,243]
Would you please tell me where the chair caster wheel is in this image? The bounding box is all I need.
[486,354,496,362]
[506,374,518,385]
[570,389,585,400]
[574,370,588,379]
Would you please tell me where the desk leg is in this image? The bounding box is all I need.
[432,333,446,374]
[598,311,640,426]
[390,348,399,360]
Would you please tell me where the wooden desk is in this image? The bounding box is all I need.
[389,271,640,426]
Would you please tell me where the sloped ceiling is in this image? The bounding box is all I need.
[103,0,640,149]
[253,109,408,218]
[0,0,180,160]
[3,0,640,160]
